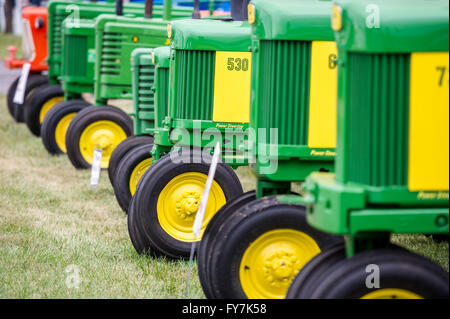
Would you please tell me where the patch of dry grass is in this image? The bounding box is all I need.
[0,94,203,298]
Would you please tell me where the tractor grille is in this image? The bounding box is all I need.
[174,50,215,121]
[64,35,87,77]
[51,14,65,59]
[256,40,311,146]
[155,67,170,128]
[100,32,122,76]
[342,53,410,187]
[137,63,155,124]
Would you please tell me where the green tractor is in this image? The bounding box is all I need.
[286,0,449,299]
[126,0,254,259]
[108,46,168,213]
[21,0,152,137]
[107,1,233,199]
[61,0,228,170]
[27,0,192,157]
[197,0,346,299]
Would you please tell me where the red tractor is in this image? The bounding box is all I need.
[5,5,49,123]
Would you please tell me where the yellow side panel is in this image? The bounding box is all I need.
[308,41,338,149]
[409,52,449,192]
[213,51,252,123]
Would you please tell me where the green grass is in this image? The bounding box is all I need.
[0,93,447,298]
[0,33,21,60]
[0,95,204,298]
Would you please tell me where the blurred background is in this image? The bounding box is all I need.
[0,0,231,35]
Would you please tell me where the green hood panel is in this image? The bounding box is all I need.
[250,0,334,41]
[335,0,449,53]
[153,46,171,68]
[171,19,252,51]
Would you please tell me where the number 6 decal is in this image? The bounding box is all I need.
[227,57,250,72]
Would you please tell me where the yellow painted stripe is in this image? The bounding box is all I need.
[408,52,449,192]
[308,41,338,149]
[212,51,252,123]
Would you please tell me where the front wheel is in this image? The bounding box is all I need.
[286,243,346,299]
[108,135,154,186]
[41,100,92,155]
[65,106,133,169]
[23,84,64,136]
[7,74,49,123]
[306,249,449,299]
[128,150,243,259]
[198,191,257,299]
[207,197,344,299]
[113,143,154,213]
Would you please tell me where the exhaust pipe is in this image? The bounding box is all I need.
[231,0,250,21]
[145,0,154,18]
[115,0,123,16]
[192,0,201,19]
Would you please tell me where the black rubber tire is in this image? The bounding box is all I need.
[7,74,48,123]
[108,135,154,186]
[207,196,344,299]
[127,194,158,256]
[286,243,346,299]
[24,84,64,136]
[41,100,91,155]
[113,143,153,214]
[129,150,243,259]
[309,249,449,299]
[6,76,20,120]
[198,191,257,299]
[65,106,134,169]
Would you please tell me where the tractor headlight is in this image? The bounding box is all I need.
[34,16,45,29]
[248,4,256,25]
[167,24,172,39]
[332,5,343,31]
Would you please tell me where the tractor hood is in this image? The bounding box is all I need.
[170,19,252,51]
[249,0,334,41]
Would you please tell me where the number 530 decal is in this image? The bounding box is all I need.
[213,52,252,123]
[227,58,250,72]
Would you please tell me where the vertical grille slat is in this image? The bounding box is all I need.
[155,68,169,128]
[137,64,155,111]
[64,35,87,77]
[174,50,215,121]
[257,40,311,146]
[344,52,410,187]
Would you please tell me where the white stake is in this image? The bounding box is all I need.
[186,142,221,298]
[13,62,31,105]
[90,148,103,190]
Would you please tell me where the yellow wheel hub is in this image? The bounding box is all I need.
[157,172,226,242]
[55,113,77,153]
[79,120,127,169]
[129,158,152,196]
[362,289,423,299]
[240,229,321,299]
[39,96,64,124]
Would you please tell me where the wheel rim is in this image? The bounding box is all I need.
[156,172,226,242]
[240,229,321,299]
[362,289,423,299]
[79,120,128,168]
[39,97,64,124]
[55,113,77,153]
[129,158,153,196]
